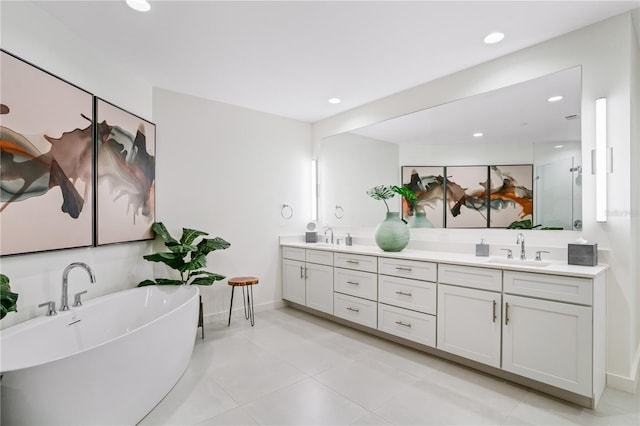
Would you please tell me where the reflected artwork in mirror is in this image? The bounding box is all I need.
[320,66,581,231]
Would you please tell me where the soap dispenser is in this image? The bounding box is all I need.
[345,233,353,246]
[475,239,490,257]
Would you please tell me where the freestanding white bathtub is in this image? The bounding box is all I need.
[0,285,199,425]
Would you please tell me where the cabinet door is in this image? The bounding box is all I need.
[437,284,502,368]
[282,259,305,305]
[305,263,334,314]
[502,294,592,396]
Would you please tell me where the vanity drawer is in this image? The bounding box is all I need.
[378,275,436,315]
[438,264,502,292]
[504,271,592,305]
[282,246,305,262]
[378,257,437,282]
[378,303,436,347]
[306,249,334,266]
[334,268,377,301]
[334,252,377,273]
[334,293,377,329]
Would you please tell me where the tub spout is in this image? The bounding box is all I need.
[61,262,96,311]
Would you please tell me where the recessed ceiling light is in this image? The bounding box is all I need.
[554,145,564,149]
[328,98,341,104]
[473,132,484,137]
[126,0,151,12]
[547,95,564,102]
[483,32,505,44]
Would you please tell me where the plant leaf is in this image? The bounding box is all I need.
[181,254,207,272]
[143,252,186,270]
[392,185,418,204]
[190,272,226,286]
[137,279,157,287]
[0,274,18,320]
[196,237,230,257]
[156,278,184,285]
[151,222,179,245]
[366,185,395,201]
[181,228,208,245]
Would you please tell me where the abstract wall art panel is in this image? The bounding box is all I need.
[401,166,444,228]
[444,166,489,228]
[95,98,155,246]
[488,164,533,228]
[0,50,94,256]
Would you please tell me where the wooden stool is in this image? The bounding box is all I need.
[227,276,259,326]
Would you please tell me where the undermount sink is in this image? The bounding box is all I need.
[486,258,551,268]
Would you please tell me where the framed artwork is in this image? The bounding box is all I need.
[444,166,489,228]
[95,98,156,246]
[401,166,445,228]
[488,164,533,228]
[0,50,94,256]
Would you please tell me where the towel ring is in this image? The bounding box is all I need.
[281,204,293,220]
[335,205,344,219]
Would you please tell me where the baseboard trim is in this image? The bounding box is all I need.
[607,343,640,394]
[202,300,285,324]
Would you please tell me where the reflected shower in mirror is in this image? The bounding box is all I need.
[320,66,582,230]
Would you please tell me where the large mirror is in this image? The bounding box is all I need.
[320,67,582,231]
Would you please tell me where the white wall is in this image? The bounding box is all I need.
[1,1,154,328]
[1,2,312,328]
[152,88,310,319]
[313,12,640,391]
[320,133,398,228]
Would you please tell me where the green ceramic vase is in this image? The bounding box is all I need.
[409,211,434,228]
[375,212,410,252]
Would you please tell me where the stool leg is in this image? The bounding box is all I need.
[228,285,235,326]
[248,285,255,326]
[242,287,249,320]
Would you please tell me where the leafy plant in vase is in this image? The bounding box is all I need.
[366,185,417,252]
[138,222,230,338]
[1,273,19,320]
[138,222,230,287]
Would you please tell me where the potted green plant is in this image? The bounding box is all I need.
[139,222,230,338]
[138,222,230,287]
[1,273,19,320]
[366,185,417,252]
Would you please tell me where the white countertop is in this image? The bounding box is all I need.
[280,241,608,278]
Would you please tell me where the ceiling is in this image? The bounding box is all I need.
[33,1,639,123]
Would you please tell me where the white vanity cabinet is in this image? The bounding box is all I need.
[502,271,601,398]
[377,257,437,347]
[333,252,378,328]
[436,264,503,368]
[282,247,334,314]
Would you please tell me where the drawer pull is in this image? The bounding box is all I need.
[395,320,412,328]
[346,306,360,313]
[346,281,360,286]
[396,266,412,272]
[505,302,510,325]
[492,300,497,323]
[346,260,360,264]
[300,266,304,279]
[395,290,412,297]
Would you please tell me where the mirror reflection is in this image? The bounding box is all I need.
[320,66,582,231]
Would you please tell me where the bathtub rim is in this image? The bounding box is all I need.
[0,285,199,373]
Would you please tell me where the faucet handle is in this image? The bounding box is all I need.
[535,250,550,261]
[500,248,513,259]
[38,301,57,316]
[72,290,88,307]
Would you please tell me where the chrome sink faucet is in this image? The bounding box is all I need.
[61,262,96,311]
[324,226,334,244]
[516,233,526,260]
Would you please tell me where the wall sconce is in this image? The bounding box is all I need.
[311,159,318,221]
[594,97,607,223]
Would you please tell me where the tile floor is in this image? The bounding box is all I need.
[140,307,639,425]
